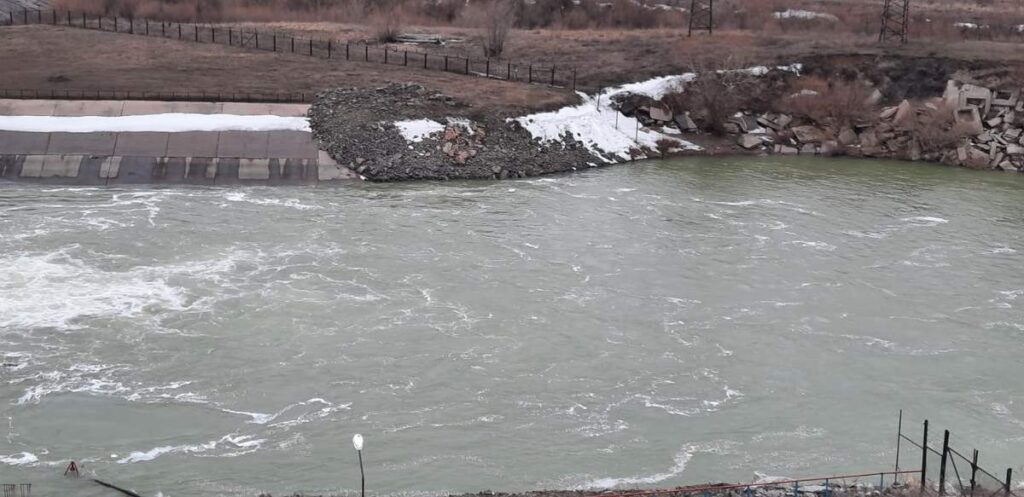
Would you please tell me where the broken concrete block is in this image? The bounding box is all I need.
[966,147,990,168]
[672,113,697,132]
[776,114,793,129]
[955,107,984,135]
[894,99,913,125]
[992,89,1019,108]
[986,117,1003,128]
[791,125,826,143]
[1007,144,1024,155]
[649,106,673,122]
[838,127,858,146]
[737,134,765,150]
[864,89,883,106]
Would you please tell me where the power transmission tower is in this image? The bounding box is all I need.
[878,0,910,43]
[688,0,713,36]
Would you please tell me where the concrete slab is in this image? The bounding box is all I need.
[114,132,169,156]
[0,131,51,154]
[279,158,318,185]
[107,156,158,184]
[0,99,56,116]
[18,156,46,178]
[52,100,124,117]
[121,101,225,115]
[184,157,215,185]
[267,131,318,159]
[238,158,270,180]
[48,132,116,155]
[214,158,239,184]
[221,102,274,115]
[99,157,121,179]
[217,131,269,158]
[167,131,219,157]
[0,155,24,178]
[158,157,188,183]
[76,156,105,185]
[264,103,309,117]
[40,155,81,178]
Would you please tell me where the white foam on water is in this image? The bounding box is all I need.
[118,433,266,463]
[0,452,39,466]
[901,216,949,227]
[0,248,190,331]
[223,191,321,210]
[575,446,692,489]
[0,114,311,132]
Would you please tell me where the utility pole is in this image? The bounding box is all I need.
[879,0,910,43]
[688,0,713,36]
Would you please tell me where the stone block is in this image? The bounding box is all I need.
[113,132,169,156]
[791,125,826,143]
[47,132,116,156]
[238,159,271,180]
[217,131,269,158]
[0,131,50,154]
[167,131,218,157]
[737,134,764,150]
[267,131,318,159]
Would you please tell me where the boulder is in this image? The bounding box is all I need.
[986,117,1003,128]
[965,147,990,168]
[820,140,840,156]
[791,125,827,143]
[1007,144,1024,155]
[672,113,698,132]
[649,106,673,122]
[737,134,765,150]
[800,143,817,155]
[775,145,799,155]
[838,127,858,146]
[859,129,880,148]
[893,99,913,125]
[864,89,883,106]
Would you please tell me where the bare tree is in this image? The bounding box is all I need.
[480,0,517,58]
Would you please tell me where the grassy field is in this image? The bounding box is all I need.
[0,25,579,113]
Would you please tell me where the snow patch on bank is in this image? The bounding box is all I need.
[394,118,445,142]
[513,65,801,162]
[0,452,39,466]
[0,114,311,133]
[773,9,838,21]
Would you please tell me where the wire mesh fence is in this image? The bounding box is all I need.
[896,412,1018,497]
[0,9,579,92]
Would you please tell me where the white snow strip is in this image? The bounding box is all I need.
[0,114,310,133]
[394,118,445,143]
[773,9,838,21]
[512,64,801,162]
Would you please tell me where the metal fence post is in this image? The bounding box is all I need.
[485,59,490,78]
[328,40,332,58]
[384,47,388,64]
[113,16,117,31]
[1006,468,1013,497]
[551,66,555,85]
[939,430,950,495]
[228,28,232,45]
[255,31,259,49]
[211,26,215,42]
[465,57,469,74]
[507,62,511,80]
[23,8,27,24]
[922,420,929,491]
[824,479,830,497]
[308,38,312,56]
[529,65,533,83]
[896,410,903,480]
[364,44,368,61]
[178,23,181,39]
[273,34,277,51]
[793,481,799,497]
[194,24,198,42]
[129,16,133,33]
[444,55,448,71]
[970,450,978,497]
[346,42,350,60]
[423,52,427,68]
[403,50,407,66]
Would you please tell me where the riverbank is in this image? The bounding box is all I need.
[308,54,1024,181]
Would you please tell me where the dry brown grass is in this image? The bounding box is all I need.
[0,25,579,113]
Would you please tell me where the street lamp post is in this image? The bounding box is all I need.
[353,434,365,497]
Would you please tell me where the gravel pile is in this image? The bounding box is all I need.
[308,83,598,181]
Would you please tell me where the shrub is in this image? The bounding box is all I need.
[372,8,403,43]
[475,0,516,58]
[662,56,762,135]
[779,77,876,127]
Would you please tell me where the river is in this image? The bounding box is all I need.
[1,157,1022,497]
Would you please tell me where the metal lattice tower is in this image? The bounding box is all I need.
[688,0,713,36]
[878,0,910,43]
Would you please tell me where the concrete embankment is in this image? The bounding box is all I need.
[0,99,358,185]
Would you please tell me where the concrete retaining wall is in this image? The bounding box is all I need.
[0,153,357,185]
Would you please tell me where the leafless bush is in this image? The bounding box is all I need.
[907,102,971,152]
[473,0,516,58]
[779,77,876,127]
[372,8,403,43]
[662,56,762,135]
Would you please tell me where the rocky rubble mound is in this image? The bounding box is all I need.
[725,80,1024,172]
[308,84,595,181]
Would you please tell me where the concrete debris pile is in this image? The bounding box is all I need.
[723,79,1024,172]
[309,83,594,181]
